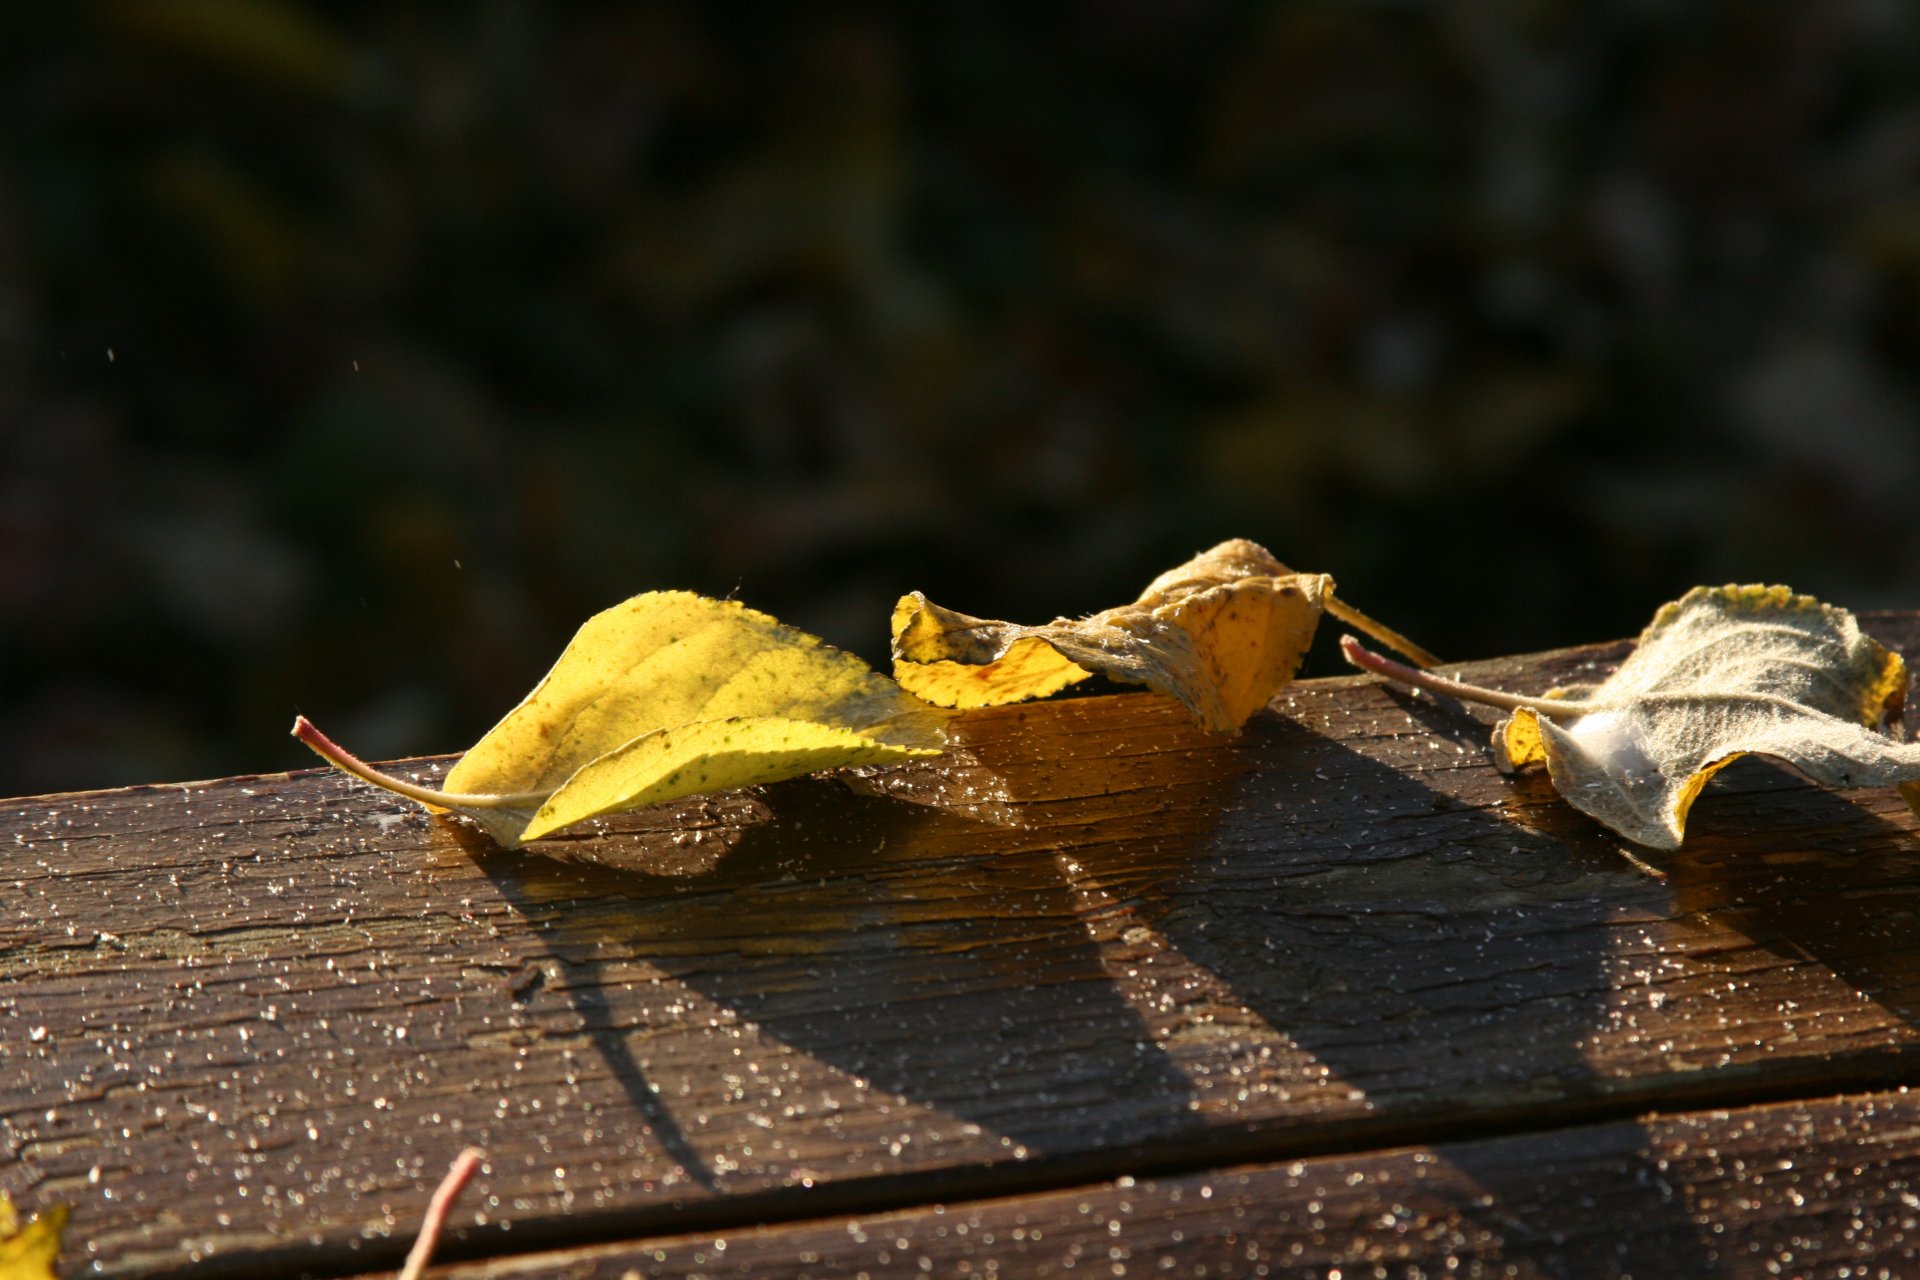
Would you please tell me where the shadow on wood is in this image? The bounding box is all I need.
[449,688,1728,1275]
[1669,758,1920,1029]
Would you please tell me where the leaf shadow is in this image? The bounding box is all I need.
[447,818,727,1192]
[1106,705,1722,1277]
[439,682,1915,1273]
[1380,672,1920,1036]
[1665,757,1920,1030]
[471,688,1704,1271]
[456,749,1211,1189]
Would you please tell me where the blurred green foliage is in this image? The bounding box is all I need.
[4,3,1919,795]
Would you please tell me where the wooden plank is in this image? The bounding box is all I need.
[3,617,1917,1276]
[413,1087,1920,1280]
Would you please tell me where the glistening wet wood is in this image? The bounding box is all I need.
[4,616,1918,1278]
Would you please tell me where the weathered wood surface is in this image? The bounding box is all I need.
[3,616,1918,1277]
[420,1087,1920,1280]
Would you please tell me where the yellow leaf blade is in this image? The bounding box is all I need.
[447,591,932,796]
[0,1195,67,1280]
[521,716,941,842]
[299,591,947,850]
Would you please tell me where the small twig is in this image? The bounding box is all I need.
[399,1147,485,1280]
[1340,636,1600,718]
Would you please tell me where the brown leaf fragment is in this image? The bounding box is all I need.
[893,539,1431,732]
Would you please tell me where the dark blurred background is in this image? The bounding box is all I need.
[5,3,1919,797]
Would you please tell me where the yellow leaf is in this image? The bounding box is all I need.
[518,716,929,843]
[0,1194,67,1280]
[297,592,946,848]
[893,539,1435,733]
[1348,585,1920,850]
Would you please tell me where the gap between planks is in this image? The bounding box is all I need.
[349,1084,1920,1280]
[135,1060,1920,1280]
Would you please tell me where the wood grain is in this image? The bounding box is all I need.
[2,617,1917,1276]
[419,1087,1920,1280]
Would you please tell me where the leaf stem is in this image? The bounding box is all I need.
[1323,595,1442,669]
[399,1147,485,1280]
[1339,636,1599,718]
[290,716,550,810]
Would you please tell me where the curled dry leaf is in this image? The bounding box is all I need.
[1345,585,1920,850]
[0,1193,67,1280]
[296,592,947,848]
[892,539,1437,733]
